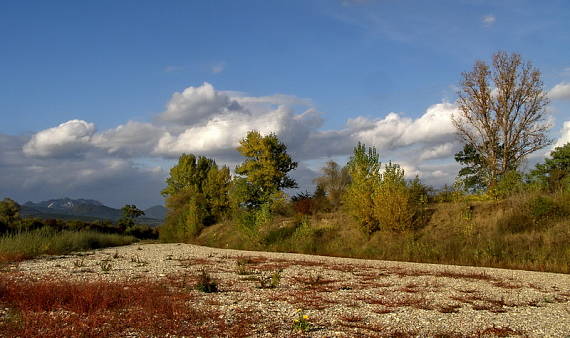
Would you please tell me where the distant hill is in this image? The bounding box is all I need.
[144,205,167,220]
[21,198,165,226]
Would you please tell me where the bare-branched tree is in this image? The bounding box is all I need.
[452,51,552,187]
[313,160,351,209]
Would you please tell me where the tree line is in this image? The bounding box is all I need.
[158,51,569,242]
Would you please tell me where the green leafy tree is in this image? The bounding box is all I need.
[121,204,145,219]
[373,162,416,232]
[161,154,216,197]
[203,166,232,222]
[345,142,381,234]
[313,160,351,209]
[118,204,145,232]
[0,198,21,231]
[454,144,488,192]
[529,142,570,192]
[160,154,231,241]
[235,131,297,207]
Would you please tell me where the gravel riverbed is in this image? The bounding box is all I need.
[10,243,570,337]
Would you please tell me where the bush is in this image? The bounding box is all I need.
[291,192,316,215]
[497,210,535,233]
[344,143,381,234]
[492,170,525,199]
[373,163,429,232]
[195,269,218,293]
[528,195,565,221]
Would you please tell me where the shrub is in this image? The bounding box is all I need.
[195,269,218,293]
[492,170,525,199]
[497,210,535,233]
[528,195,566,221]
[291,192,315,215]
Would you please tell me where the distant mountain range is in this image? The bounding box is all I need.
[21,198,166,226]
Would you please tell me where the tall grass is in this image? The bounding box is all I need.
[0,228,137,262]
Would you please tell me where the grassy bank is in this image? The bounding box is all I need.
[193,193,570,273]
[0,228,137,262]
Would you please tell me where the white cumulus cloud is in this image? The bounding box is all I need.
[92,121,165,156]
[554,121,570,148]
[23,120,96,158]
[158,82,241,125]
[154,105,323,158]
[549,82,570,100]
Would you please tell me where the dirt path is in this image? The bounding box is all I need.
[9,243,570,336]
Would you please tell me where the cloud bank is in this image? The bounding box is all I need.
[3,82,568,207]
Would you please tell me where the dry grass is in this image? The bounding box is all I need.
[291,274,339,291]
[0,273,257,337]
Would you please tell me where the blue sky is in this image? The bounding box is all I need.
[1,0,569,208]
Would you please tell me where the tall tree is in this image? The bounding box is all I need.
[161,154,216,197]
[373,162,415,232]
[345,142,381,234]
[160,154,231,241]
[313,160,351,209]
[452,51,552,187]
[235,131,297,205]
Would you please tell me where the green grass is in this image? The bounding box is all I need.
[0,228,137,262]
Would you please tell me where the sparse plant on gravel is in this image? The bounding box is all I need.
[99,260,112,273]
[258,270,282,289]
[73,259,85,268]
[292,309,312,332]
[236,259,254,275]
[130,255,148,266]
[195,268,218,293]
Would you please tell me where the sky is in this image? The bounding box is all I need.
[1,0,569,208]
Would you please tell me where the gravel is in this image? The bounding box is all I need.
[13,243,570,337]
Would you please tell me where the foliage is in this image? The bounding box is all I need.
[0,198,21,230]
[197,191,570,273]
[160,154,231,242]
[452,51,552,188]
[235,131,297,206]
[118,204,145,232]
[313,160,351,209]
[454,144,488,192]
[492,170,525,199]
[291,191,315,215]
[160,188,208,242]
[373,163,425,232]
[161,154,216,197]
[345,142,381,234]
[529,142,570,192]
[203,166,232,219]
